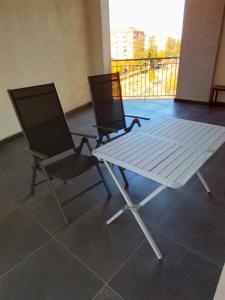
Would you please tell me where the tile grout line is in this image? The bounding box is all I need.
[106,284,126,300]
[106,239,145,285]
[2,201,107,287]
[17,199,146,298]
[16,204,108,286]
[91,284,111,300]
[207,200,225,214]
[1,135,224,290]
[153,228,223,270]
[2,176,224,281]
[54,237,107,285]
[0,239,52,281]
[91,283,125,300]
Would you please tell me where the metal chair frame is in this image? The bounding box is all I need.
[88,72,150,187]
[8,83,111,224]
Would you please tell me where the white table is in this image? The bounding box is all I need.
[214,263,225,300]
[92,117,225,259]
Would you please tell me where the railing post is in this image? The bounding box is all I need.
[111,57,179,99]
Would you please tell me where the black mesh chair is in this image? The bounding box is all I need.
[8,83,111,224]
[88,72,150,186]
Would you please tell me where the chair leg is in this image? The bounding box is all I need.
[97,134,128,188]
[96,164,111,198]
[119,167,129,188]
[30,157,38,195]
[40,165,69,225]
[96,134,104,148]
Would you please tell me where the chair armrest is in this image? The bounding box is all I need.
[71,131,97,139]
[92,125,118,133]
[25,147,47,160]
[125,114,150,120]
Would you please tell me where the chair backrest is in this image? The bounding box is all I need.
[88,72,126,136]
[8,83,75,157]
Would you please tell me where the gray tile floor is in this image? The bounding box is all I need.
[0,99,225,299]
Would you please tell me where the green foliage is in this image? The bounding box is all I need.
[144,36,181,58]
[164,37,181,57]
[145,36,158,58]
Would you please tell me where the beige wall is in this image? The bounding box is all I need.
[86,0,111,74]
[176,0,225,102]
[214,13,225,102]
[86,0,104,74]
[0,0,109,140]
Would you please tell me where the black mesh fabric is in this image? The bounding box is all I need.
[88,73,126,135]
[8,83,74,157]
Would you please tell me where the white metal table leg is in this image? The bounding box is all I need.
[107,205,128,225]
[107,184,166,225]
[197,171,211,193]
[138,184,167,208]
[104,160,163,260]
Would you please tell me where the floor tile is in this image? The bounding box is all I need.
[197,160,225,212]
[122,173,197,229]
[0,138,31,183]
[159,103,191,118]
[0,192,16,218]
[1,99,225,300]
[57,192,144,281]
[0,209,50,276]
[0,240,103,300]
[157,180,225,267]
[109,232,221,300]
[94,285,124,300]
[24,179,112,235]
[70,163,136,191]
[1,167,45,204]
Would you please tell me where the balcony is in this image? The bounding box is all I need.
[1,0,225,298]
[0,98,225,298]
[112,57,179,99]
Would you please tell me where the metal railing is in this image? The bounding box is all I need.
[111,57,179,98]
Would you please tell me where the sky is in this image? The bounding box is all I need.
[109,0,185,48]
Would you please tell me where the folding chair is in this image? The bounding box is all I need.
[88,72,150,186]
[8,83,111,224]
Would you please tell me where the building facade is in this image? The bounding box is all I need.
[111,27,145,59]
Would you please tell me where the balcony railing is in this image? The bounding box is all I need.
[111,57,179,98]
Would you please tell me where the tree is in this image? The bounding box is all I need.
[145,35,158,58]
[174,39,181,56]
[164,37,181,57]
[164,37,176,56]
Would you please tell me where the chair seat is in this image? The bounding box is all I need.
[45,153,98,181]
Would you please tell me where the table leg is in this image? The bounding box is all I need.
[104,160,163,260]
[197,171,211,193]
[209,88,214,108]
[107,184,166,225]
[215,90,219,104]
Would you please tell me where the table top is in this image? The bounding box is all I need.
[92,117,225,189]
[141,117,225,153]
[214,263,225,300]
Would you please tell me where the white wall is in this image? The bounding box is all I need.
[214,13,225,102]
[0,0,109,140]
[176,0,225,102]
